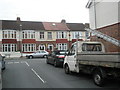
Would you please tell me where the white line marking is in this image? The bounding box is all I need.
[14,62,19,64]
[25,62,30,67]
[31,68,46,83]
[7,62,13,64]
[21,61,26,63]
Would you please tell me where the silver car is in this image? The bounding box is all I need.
[26,51,49,59]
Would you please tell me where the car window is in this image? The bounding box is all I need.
[41,51,46,53]
[55,51,68,55]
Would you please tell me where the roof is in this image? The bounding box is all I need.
[2,20,45,30]
[1,20,89,31]
[66,23,85,31]
[43,22,69,31]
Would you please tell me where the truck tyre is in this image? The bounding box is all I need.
[93,70,105,87]
[64,64,70,74]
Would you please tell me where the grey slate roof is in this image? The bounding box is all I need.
[66,23,85,31]
[2,20,45,30]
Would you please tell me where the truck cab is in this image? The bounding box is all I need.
[64,41,105,73]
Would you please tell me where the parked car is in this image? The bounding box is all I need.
[46,50,68,67]
[0,54,6,70]
[26,51,49,59]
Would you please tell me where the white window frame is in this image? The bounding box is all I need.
[22,44,36,52]
[22,30,35,39]
[2,30,16,39]
[47,32,52,39]
[72,32,83,39]
[40,32,44,39]
[2,44,17,52]
[57,32,67,39]
[56,43,67,50]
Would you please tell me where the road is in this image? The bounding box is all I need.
[2,58,120,88]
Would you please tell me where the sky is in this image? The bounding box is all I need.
[0,0,89,23]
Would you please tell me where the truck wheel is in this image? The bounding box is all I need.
[93,70,105,87]
[64,64,70,74]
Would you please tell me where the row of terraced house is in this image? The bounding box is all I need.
[0,18,89,55]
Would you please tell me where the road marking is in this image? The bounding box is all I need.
[25,62,30,67]
[14,62,19,64]
[21,61,26,63]
[31,68,46,83]
[7,62,13,64]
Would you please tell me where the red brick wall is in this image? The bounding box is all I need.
[2,39,17,43]
[90,23,120,52]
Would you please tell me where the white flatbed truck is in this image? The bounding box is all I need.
[63,41,120,86]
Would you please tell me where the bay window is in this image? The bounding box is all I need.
[22,30,35,39]
[56,43,67,50]
[22,44,36,52]
[2,30,16,39]
[2,44,17,52]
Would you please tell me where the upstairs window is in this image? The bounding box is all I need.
[47,32,52,39]
[40,32,44,39]
[72,32,83,39]
[3,30,16,39]
[57,32,67,39]
[22,30,35,39]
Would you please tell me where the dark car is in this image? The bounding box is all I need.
[46,50,68,67]
[0,54,6,70]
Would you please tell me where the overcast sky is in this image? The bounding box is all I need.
[0,0,89,23]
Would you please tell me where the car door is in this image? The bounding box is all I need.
[33,52,40,58]
[66,53,77,72]
[47,53,53,64]
[51,52,56,64]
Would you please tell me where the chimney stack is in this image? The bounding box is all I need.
[61,19,66,23]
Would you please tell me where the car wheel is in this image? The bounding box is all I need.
[29,55,33,59]
[54,60,58,67]
[43,55,47,58]
[46,58,49,64]
[2,67,6,71]
[93,70,105,87]
[64,64,70,74]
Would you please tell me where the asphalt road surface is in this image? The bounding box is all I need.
[2,58,120,88]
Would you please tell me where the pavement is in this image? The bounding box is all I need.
[0,52,28,60]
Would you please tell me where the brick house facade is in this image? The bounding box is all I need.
[0,18,89,54]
